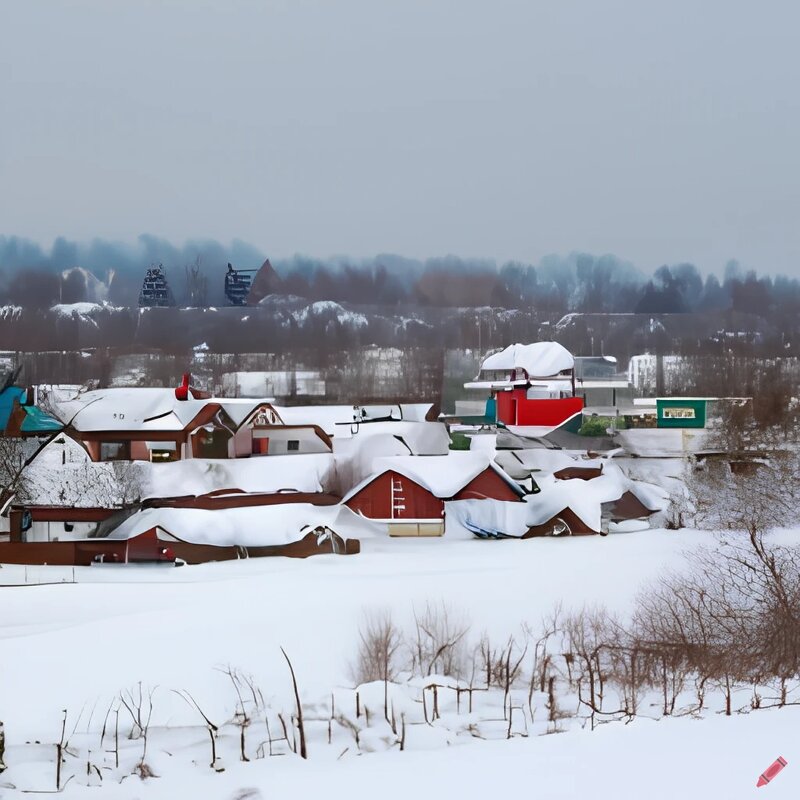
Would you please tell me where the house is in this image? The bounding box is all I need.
[342,452,525,537]
[102,500,365,560]
[0,529,176,567]
[6,505,119,543]
[0,496,364,565]
[53,378,331,462]
[448,447,668,538]
[464,342,584,434]
[273,402,439,438]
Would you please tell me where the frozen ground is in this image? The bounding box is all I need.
[0,529,796,797]
[14,708,800,799]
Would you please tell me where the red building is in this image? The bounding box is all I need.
[464,341,584,433]
[343,455,524,537]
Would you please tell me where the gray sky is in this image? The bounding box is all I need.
[1,0,799,273]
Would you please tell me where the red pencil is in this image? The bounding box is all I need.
[757,756,788,787]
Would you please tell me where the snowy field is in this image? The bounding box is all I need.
[1,529,796,797]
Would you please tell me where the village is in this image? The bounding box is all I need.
[1,332,798,798]
[0,338,759,573]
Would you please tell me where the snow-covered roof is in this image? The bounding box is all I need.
[106,503,373,547]
[217,399,278,428]
[53,388,276,433]
[141,453,335,499]
[480,342,574,378]
[446,499,530,537]
[342,451,523,503]
[495,448,579,477]
[273,404,436,436]
[334,422,450,457]
[55,388,214,432]
[449,452,668,537]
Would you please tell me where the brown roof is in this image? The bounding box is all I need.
[553,465,604,481]
[142,491,341,511]
[610,490,657,522]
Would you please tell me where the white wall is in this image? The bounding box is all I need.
[252,427,330,455]
[26,520,97,542]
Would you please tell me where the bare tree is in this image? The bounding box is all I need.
[185,256,208,307]
[352,610,403,725]
[0,436,36,510]
[409,601,470,679]
[218,666,263,762]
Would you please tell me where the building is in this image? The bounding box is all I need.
[463,342,584,434]
[343,453,525,537]
[53,377,333,462]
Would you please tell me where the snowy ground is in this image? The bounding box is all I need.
[0,529,796,797]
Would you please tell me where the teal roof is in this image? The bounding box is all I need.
[0,387,62,435]
[21,405,63,433]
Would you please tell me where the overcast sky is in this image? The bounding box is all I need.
[1,0,799,274]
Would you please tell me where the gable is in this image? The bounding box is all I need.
[453,467,523,502]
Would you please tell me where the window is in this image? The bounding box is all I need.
[662,407,696,420]
[150,449,176,463]
[287,440,300,452]
[100,442,129,461]
[146,441,177,462]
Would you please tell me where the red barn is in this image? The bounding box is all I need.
[343,454,524,537]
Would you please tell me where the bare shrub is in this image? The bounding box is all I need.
[409,601,470,679]
[218,666,264,762]
[352,610,403,686]
[119,683,157,773]
[563,607,614,724]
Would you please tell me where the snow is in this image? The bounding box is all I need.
[2,527,798,798]
[291,300,369,328]
[480,341,574,377]
[53,388,280,433]
[341,451,520,503]
[1,707,796,799]
[273,404,436,437]
[55,387,210,431]
[50,302,107,316]
[141,453,336,498]
[5,386,797,799]
[0,529,701,728]
[613,428,712,457]
[107,503,374,546]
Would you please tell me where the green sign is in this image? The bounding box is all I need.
[656,399,706,429]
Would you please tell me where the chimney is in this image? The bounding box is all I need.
[175,373,191,401]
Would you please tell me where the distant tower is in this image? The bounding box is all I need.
[224,262,256,306]
[138,264,175,307]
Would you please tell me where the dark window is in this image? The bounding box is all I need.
[100,442,130,461]
[287,440,300,452]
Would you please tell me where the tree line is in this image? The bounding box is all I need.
[1,236,800,324]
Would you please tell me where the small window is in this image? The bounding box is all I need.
[662,407,696,420]
[150,449,177,463]
[287,440,300,451]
